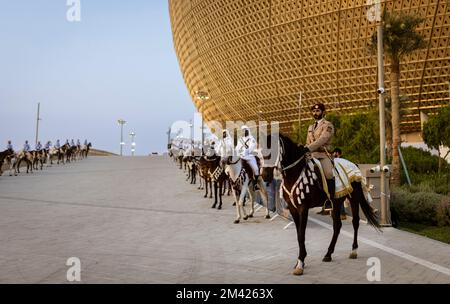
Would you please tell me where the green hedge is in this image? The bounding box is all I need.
[400,146,449,174]
[391,188,450,227]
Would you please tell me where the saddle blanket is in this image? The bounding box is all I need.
[314,157,373,203]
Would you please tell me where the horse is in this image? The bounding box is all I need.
[17,150,34,174]
[0,149,15,176]
[197,154,217,200]
[46,148,60,166]
[223,154,271,224]
[81,143,92,158]
[262,134,381,275]
[32,150,45,171]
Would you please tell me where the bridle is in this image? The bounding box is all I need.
[277,137,306,172]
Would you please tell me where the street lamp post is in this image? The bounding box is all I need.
[35,102,42,145]
[117,119,126,156]
[368,1,390,226]
[195,91,210,147]
[130,131,136,156]
[377,23,390,226]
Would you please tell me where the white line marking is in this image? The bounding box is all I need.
[283,221,294,230]
[308,217,450,277]
[270,214,280,221]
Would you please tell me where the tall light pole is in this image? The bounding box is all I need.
[189,119,194,145]
[117,119,126,156]
[195,91,210,147]
[368,0,390,226]
[130,131,136,156]
[167,127,171,149]
[35,102,42,145]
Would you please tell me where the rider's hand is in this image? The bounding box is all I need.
[300,146,310,155]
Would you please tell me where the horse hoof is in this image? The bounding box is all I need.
[322,256,332,262]
[211,205,216,209]
[217,206,222,210]
[243,215,249,221]
[292,268,304,276]
[265,215,271,219]
[232,202,236,206]
[234,220,240,224]
[248,214,253,218]
[349,253,358,259]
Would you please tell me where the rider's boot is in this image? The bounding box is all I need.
[324,178,335,211]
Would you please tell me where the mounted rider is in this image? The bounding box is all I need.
[23,140,31,152]
[302,103,335,211]
[216,129,234,161]
[6,140,14,152]
[45,141,52,151]
[55,140,61,149]
[35,141,42,151]
[236,125,260,190]
[70,139,76,147]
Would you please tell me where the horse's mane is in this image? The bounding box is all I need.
[279,134,303,152]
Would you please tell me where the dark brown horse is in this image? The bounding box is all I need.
[0,149,15,176]
[262,134,381,275]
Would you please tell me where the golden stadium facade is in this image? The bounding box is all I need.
[169,0,450,136]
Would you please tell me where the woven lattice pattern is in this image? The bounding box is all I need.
[169,0,450,134]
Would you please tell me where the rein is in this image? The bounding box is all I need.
[227,157,241,165]
[281,155,305,171]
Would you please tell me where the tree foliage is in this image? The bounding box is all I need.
[291,110,380,164]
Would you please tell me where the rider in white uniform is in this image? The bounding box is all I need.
[216,130,234,159]
[236,125,260,189]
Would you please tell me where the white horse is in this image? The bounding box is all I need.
[224,154,271,224]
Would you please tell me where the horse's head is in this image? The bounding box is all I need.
[260,133,307,180]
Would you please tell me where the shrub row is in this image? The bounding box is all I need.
[391,188,450,227]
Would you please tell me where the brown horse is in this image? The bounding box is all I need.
[262,134,381,276]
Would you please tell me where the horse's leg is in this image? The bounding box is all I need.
[293,206,309,275]
[218,179,223,210]
[240,180,249,220]
[247,188,255,218]
[204,177,208,198]
[257,178,271,219]
[349,195,360,259]
[323,200,343,262]
[212,181,218,208]
[232,187,242,224]
[209,179,213,198]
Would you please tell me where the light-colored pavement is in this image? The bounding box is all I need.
[0,156,449,283]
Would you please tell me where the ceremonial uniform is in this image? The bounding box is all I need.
[216,130,234,158]
[55,140,61,149]
[306,118,334,179]
[23,142,30,152]
[305,103,336,210]
[35,142,42,151]
[236,126,259,177]
[6,142,13,151]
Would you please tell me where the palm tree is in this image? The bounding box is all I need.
[370,11,426,186]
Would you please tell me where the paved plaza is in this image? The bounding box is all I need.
[0,156,449,283]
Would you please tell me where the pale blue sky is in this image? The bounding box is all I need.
[0,0,195,155]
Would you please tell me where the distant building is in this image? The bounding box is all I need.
[169,0,449,142]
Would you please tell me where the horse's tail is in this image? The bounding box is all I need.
[356,182,382,232]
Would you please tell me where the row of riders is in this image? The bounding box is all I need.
[0,139,92,176]
[170,103,381,276]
